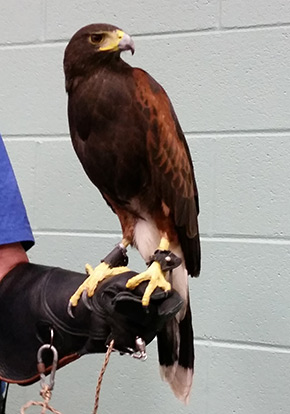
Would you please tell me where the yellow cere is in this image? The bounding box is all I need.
[99,29,125,52]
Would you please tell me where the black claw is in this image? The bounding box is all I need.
[67,301,75,319]
[143,305,150,314]
[81,290,93,310]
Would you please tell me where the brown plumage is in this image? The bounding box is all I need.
[64,23,200,403]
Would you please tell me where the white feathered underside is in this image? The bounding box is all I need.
[133,216,188,306]
[133,216,193,403]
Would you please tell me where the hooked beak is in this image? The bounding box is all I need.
[118,32,135,55]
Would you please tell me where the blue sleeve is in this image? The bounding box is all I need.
[0,135,34,251]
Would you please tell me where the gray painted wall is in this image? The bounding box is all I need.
[1,1,290,413]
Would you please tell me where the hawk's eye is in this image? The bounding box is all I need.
[90,33,104,44]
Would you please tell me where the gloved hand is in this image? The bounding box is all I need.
[0,263,183,385]
[86,271,183,355]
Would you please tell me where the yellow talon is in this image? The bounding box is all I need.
[126,261,171,307]
[69,262,130,307]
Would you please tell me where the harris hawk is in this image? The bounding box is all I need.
[64,24,200,403]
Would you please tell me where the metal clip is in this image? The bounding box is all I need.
[112,337,147,360]
[49,327,54,348]
[132,337,147,361]
[37,344,58,391]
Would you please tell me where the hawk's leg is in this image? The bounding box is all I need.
[69,204,136,309]
[126,236,181,307]
[69,239,130,308]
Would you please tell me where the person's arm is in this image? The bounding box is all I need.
[0,134,34,282]
[0,243,28,281]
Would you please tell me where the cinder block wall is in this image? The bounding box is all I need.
[1,1,290,413]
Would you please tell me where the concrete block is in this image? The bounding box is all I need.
[187,137,215,236]
[0,0,44,44]
[191,240,290,346]
[222,0,290,28]
[29,234,121,271]
[45,0,218,40]
[207,345,290,414]
[0,45,67,136]
[33,140,120,233]
[213,135,290,237]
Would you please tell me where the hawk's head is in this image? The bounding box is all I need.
[64,23,135,91]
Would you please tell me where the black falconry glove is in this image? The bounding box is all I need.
[0,263,183,385]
